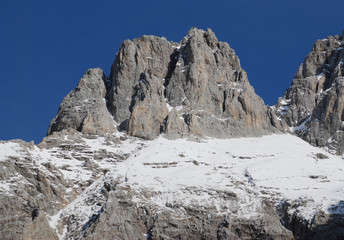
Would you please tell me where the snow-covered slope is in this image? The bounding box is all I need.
[1,133,343,239]
[112,134,344,218]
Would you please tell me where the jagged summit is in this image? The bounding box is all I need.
[276,33,344,154]
[49,28,285,140]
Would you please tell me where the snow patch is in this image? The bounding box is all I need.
[290,116,311,133]
[316,72,324,81]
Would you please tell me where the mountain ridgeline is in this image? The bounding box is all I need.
[49,28,344,155]
[1,28,344,240]
[49,28,286,141]
[276,32,344,154]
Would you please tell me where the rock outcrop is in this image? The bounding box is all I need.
[83,187,293,240]
[109,28,284,139]
[278,199,344,240]
[276,33,344,154]
[48,68,116,136]
[0,140,66,240]
[49,28,284,140]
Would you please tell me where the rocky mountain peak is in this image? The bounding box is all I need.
[48,68,116,136]
[49,28,285,140]
[276,33,344,154]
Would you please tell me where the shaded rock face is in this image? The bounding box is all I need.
[278,200,344,240]
[48,68,116,136]
[83,187,293,240]
[276,34,344,154]
[107,28,284,139]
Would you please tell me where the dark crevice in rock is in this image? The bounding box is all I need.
[77,116,86,132]
[82,207,104,238]
[31,208,39,221]
[160,116,168,134]
[118,119,128,132]
[222,91,226,113]
[145,215,158,240]
[163,50,179,98]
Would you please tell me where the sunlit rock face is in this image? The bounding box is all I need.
[106,27,284,140]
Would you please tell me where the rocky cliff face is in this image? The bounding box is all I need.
[49,28,284,140]
[276,33,344,154]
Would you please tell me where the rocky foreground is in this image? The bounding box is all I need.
[1,28,344,239]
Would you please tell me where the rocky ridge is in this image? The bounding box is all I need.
[50,28,285,140]
[276,32,344,154]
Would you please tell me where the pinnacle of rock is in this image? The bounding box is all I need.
[48,68,116,136]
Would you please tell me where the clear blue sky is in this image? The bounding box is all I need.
[1,0,343,143]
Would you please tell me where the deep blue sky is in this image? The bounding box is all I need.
[1,0,343,143]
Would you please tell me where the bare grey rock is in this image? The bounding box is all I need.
[48,68,116,136]
[108,35,174,135]
[277,34,344,154]
[278,199,344,240]
[83,186,293,240]
[108,28,284,139]
[127,75,169,140]
[0,140,70,240]
[47,28,285,140]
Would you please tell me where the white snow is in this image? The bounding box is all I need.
[166,102,173,112]
[48,176,106,239]
[0,141,22,161]
[108,134,344,220]
[316,72,324,81]
[175,105,183,111]
[173,45,181,50]
[277,99,291,115]
[279,99,290,105]
[290,116,311,133]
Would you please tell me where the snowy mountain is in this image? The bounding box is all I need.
[1,28,344,239]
